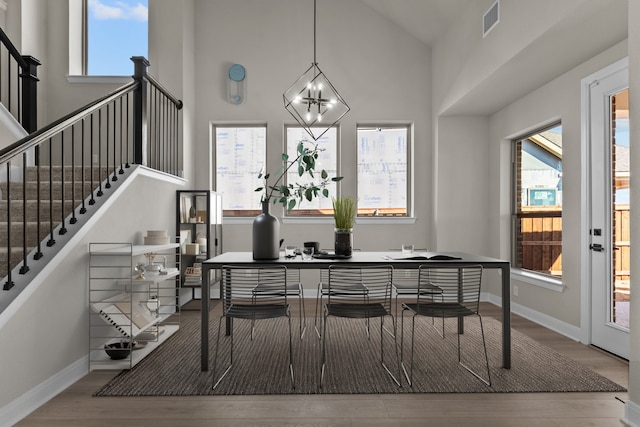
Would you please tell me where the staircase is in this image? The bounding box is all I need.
[0,165,109,282]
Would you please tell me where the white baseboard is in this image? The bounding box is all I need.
[482,293,582,342]
[0,356,88,427]
[624,400,640,426]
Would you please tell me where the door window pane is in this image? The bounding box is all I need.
[611,89,630,329]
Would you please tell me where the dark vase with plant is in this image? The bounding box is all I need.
[253,139,342,260]
[332,196,355,257]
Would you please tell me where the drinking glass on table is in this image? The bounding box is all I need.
[284,245,297,258]
[301,246,314,260]
[402,244,414,254]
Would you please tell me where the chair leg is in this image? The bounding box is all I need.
[457,315,491,386]
[298,287,307,339]
[212,315,233,390]
[379,314,402,387]
[320,311,328,387]
[288,313,295,389]
[400,309,416,387]
[313,284,324,340]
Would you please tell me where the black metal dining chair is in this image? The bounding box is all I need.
[400,264,491,387]
[212,265,294,390]
[320,264,401,387]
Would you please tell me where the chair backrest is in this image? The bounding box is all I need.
[221,265,288,311]
[417,265,483,314]
[327,265,393,310]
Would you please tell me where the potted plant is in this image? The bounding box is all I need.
[252,139,342,260]
[332,196,356,256]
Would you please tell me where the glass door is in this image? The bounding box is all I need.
[589,64,629,359]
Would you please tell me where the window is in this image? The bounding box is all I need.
[85,0,148,75]
[214,125,266,216]
[285,126,339,216]
[356,126,410,217]
[513,124,563,277]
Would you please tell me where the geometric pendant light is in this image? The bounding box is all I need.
[283,0,350,141]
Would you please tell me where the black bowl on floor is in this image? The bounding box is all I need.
[104,341,134,360]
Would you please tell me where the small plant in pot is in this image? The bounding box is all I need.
[252,139,342,260]
[332,196,356,257]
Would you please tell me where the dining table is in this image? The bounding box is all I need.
[199,251,512,371]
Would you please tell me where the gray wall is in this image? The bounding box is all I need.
[150,0,433,257]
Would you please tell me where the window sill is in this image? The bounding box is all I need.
[356,217,416,225]
[66,75,133,84]
[510,268,564,292]
[224,216,418,226]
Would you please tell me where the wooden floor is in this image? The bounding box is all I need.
[16,303,629,426]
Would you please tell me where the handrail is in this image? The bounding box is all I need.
[0,27,28,69]
[145,73,183,110]
[0,80,138,164]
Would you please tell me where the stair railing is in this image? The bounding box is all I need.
[0,57,183,290]
[0,26,40,133]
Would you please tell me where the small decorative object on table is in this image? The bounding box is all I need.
[332,196,356,257]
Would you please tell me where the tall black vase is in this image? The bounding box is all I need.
[253,201,280,260]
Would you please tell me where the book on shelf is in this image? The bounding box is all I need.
[92,294,158,338]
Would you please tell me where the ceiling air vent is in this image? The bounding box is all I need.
[483,0,500,37]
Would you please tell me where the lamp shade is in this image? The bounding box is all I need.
[283,62,350,141]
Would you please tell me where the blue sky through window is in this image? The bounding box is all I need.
[87,0,148,76]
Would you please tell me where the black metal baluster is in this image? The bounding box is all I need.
[19,154,29,274]
[46,138,56,247]
[70,124,78,224]
[105,104,111,189]
[33,146,43,260]
[80,118,87,214]
[97,109,104,196]
[58,131,67,235]
[3,162,14,290]
[89,114,96,205]
[119,96,125,174]
[125,92,130,168]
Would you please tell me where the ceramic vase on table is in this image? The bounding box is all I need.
[334,228,353,257]
[253,201,280,260]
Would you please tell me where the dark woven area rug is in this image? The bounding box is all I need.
[95,310,626,396]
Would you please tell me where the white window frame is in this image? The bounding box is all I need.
[511,123,563,282]
[213,124,267,218]
[283,125,340,217]
[356,124,413,221]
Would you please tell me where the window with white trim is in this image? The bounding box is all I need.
[356,125,411,217]
[80,0,148,75]
[214,125,266,217]
[513,124,563,277]
[285,126,339,216]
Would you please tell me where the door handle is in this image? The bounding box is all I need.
[590,243,605,252]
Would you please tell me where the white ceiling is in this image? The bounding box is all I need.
[360,0,473,46]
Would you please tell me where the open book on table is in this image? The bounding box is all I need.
[383,252,462,261]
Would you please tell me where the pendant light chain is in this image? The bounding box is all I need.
[313,0,317,65]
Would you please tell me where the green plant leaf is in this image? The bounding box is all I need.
[323,188,329,197]
[281,153,289,161]
[321,170,328,179]
[298,165,304,176]
[332,176,344,182]
[305,188,313,201]
[287,199,296,211]
[255,187,264,192]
